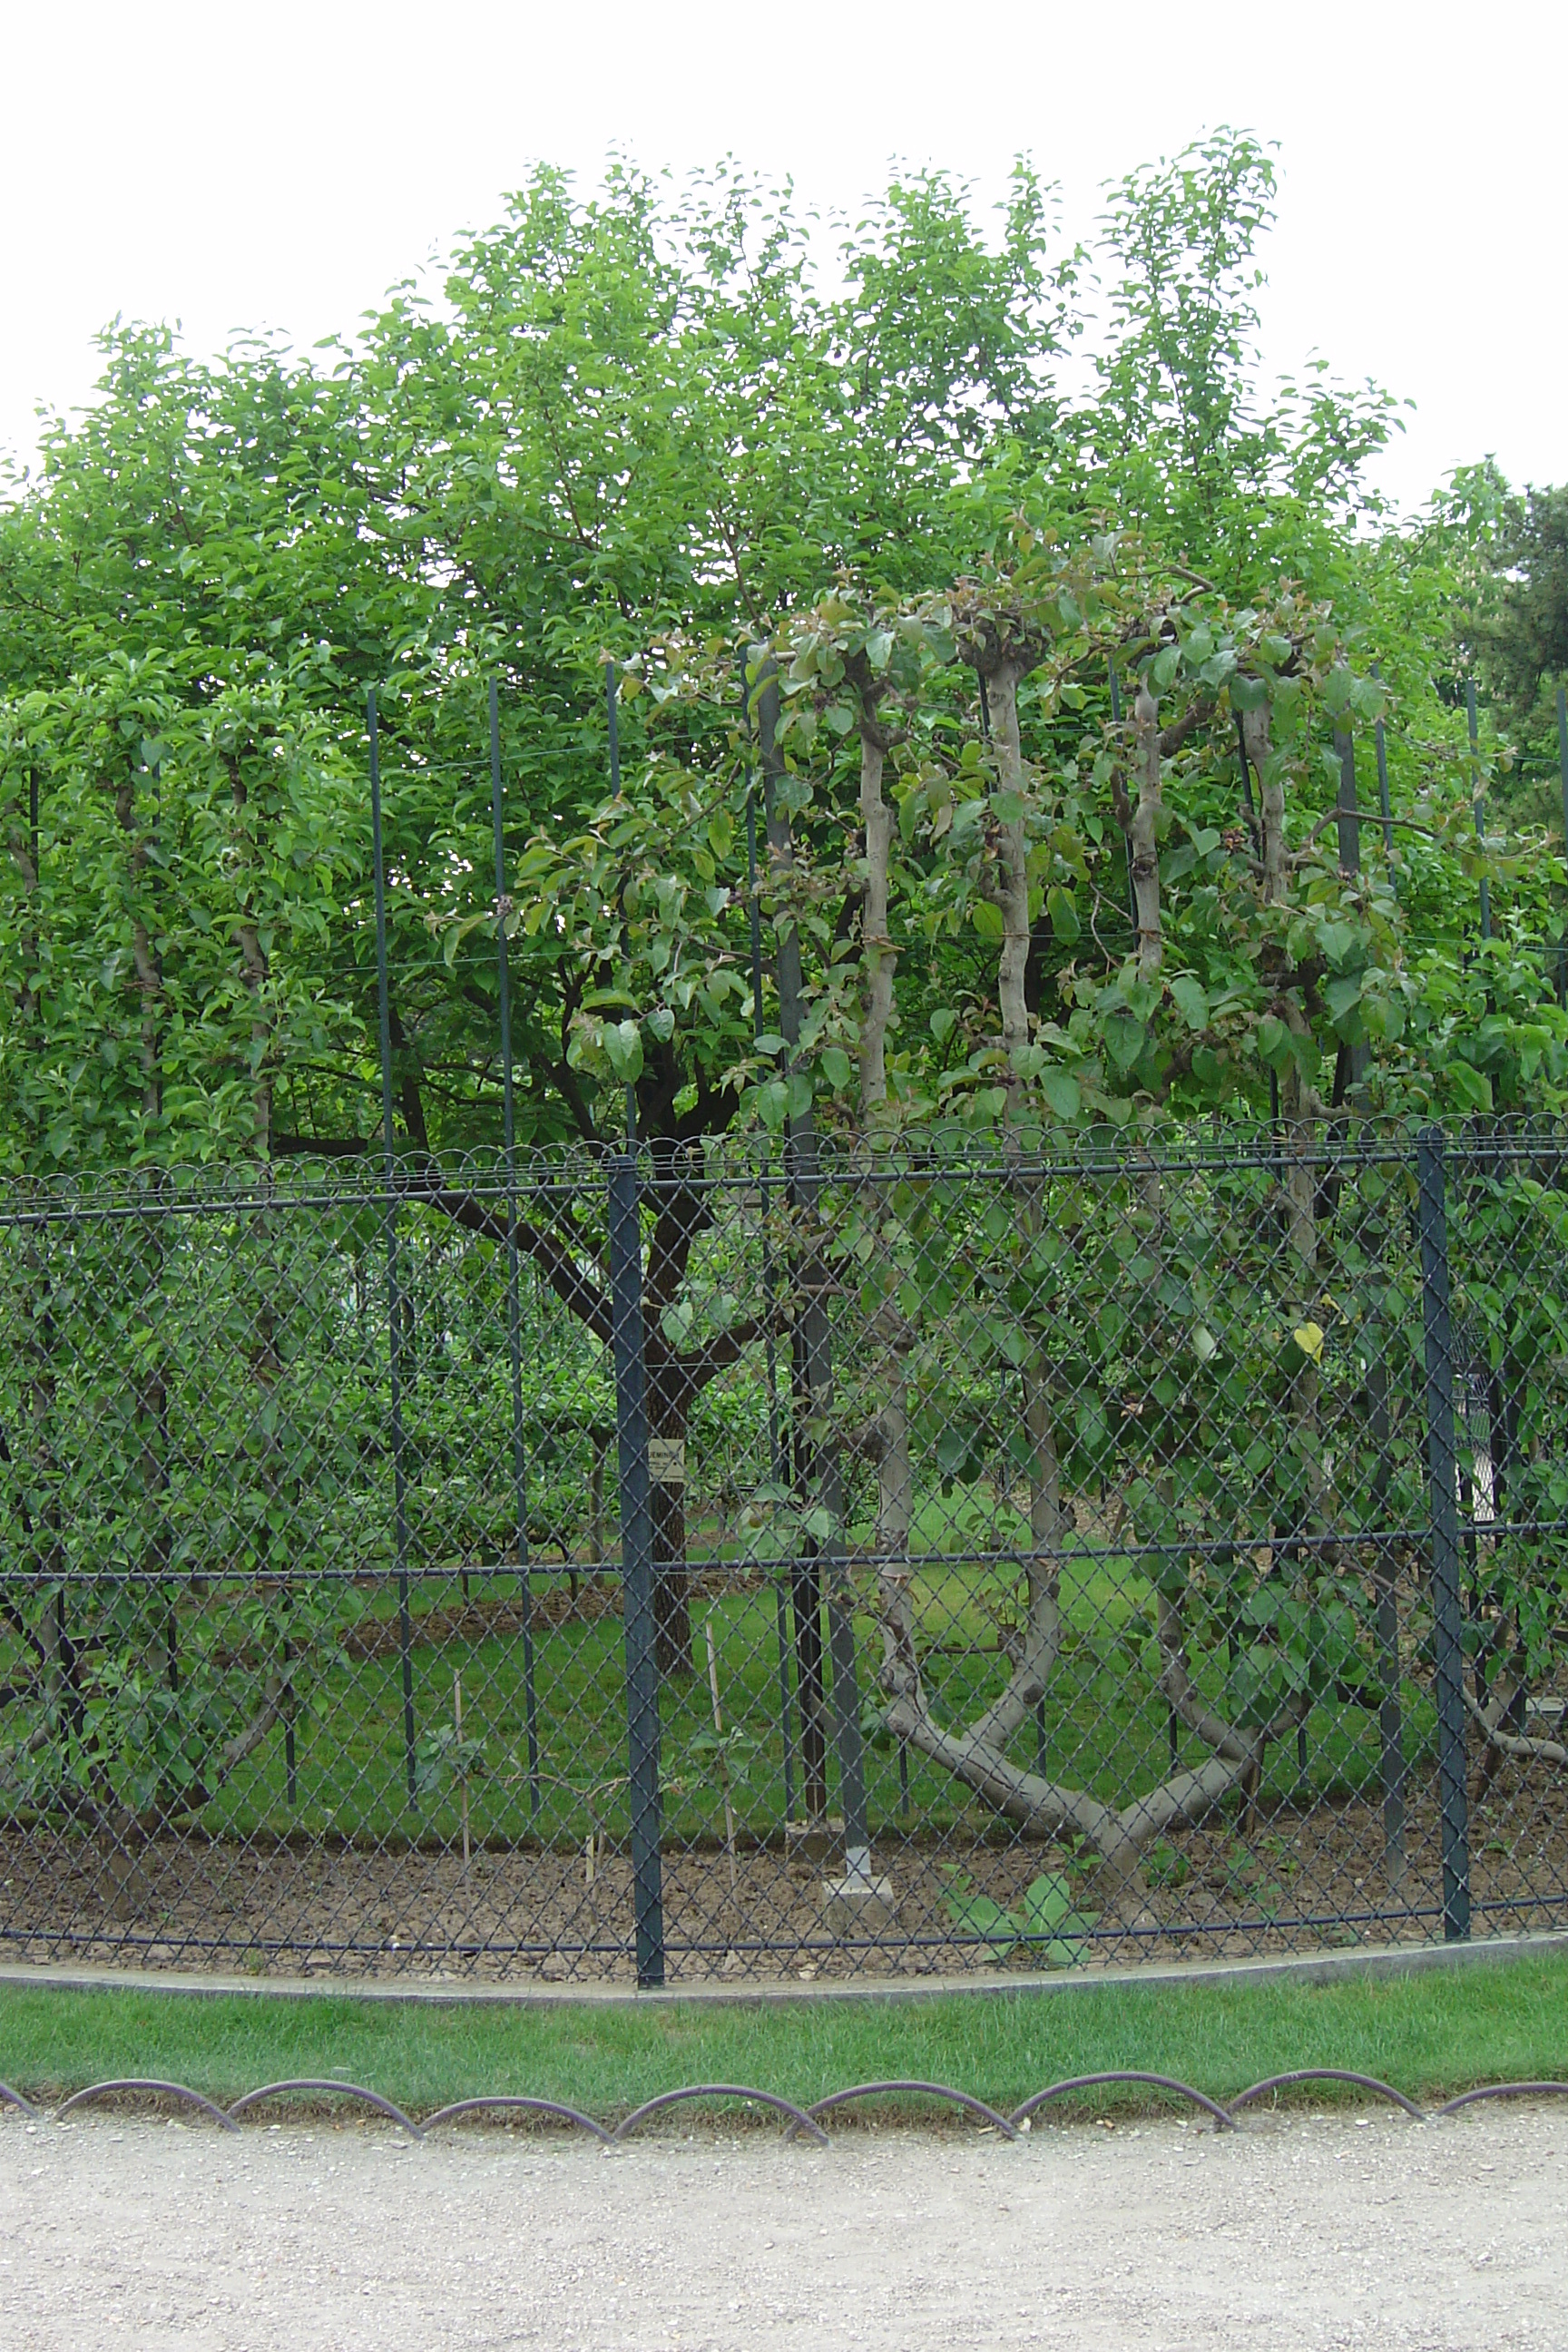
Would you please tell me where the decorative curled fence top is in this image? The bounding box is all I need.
[5,1110,1568,1220]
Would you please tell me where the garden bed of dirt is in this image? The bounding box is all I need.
[3,1764,1565,1984]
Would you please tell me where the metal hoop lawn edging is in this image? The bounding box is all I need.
[1434,2082,1568,2118]
[55,2080,240,2132]
[421,2095,610,2142]
[611,2084,828,2147]
[1230,2070,1427,2120]
[21,2070,1568,2149]
[1010,2072,1235,2132]
[801,2080,1017,2140]
[225,2080,423,2137]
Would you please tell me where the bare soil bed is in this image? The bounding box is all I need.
[3,1764,1565,1984]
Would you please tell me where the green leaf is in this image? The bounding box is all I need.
[1446,1061,1494,1112]
[1103,1008,1144,1072]
[1039,1069,1081,1122]
[819,1045,853,1091]
[755,1078,790,1131]
[972,900,1006,941]
[1169,976,1209,1031]
[1323,975,1363,1026]
[1258,1015,1295,1074]
[1018,1871,1073,1934]
[1047,885,1081,944]
[603,1020,643,1083]
[945,1892,1018,1952]
[660,1299,695,1347]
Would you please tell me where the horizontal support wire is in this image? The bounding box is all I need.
[11,1517,1567,1589]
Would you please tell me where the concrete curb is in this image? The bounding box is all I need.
[3,1928,1565,2011]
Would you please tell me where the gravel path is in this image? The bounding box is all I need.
[3,2102,1564,2347]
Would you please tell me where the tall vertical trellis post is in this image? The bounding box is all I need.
[1416,1127,1473,1942]
[1467,680,1492,944]
[1108,661,1139,931]
[1557,686,1568,1007]
[489,681,541,1814]
[1371,668,1395,873]
[752,653,831,1826]
[739,657,797,1825]
[608,1148,665,1986]
[1333,727,1369,1094]
[750,662,871,1882]
[1234,715,1279,1130]
[601,655,665,1983]
[368,688,418,1804]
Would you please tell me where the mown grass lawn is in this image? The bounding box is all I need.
[199,1551,1426,1856]
[2,1953,1564,2122]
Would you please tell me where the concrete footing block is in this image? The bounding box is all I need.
[821,1864,896,1935]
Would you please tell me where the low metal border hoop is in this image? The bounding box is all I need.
[1434,2082,1568,2118]
[802,2080,1017,2140]
[421,2095,610,2142]
[612,2084,828,2147]
[1010,2073,1234,2132]
[55,2080,240,2132]
[1230,2070,1427,2121]
[225,2080,423,2138]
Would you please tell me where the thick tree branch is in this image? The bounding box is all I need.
[1465,1682,1567,1769]
[1131,683,1163,984]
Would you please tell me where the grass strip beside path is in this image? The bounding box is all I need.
[3,1959,1566,2124]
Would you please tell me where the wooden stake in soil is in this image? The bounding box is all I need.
[706,1614,739,1894]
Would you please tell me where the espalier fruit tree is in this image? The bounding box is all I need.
[500,522,1568,1913]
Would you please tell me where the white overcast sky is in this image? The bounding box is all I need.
[1,0,1562,515]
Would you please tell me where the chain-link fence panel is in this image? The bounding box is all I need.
[2,1124,1565,1984]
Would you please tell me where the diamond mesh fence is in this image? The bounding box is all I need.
[3,1121,1567,1984]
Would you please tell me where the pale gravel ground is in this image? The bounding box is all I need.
[2,2102,1565,2349]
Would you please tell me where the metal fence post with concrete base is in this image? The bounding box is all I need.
[1416,1126,1473,1943]
[609,1150,666,1987]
